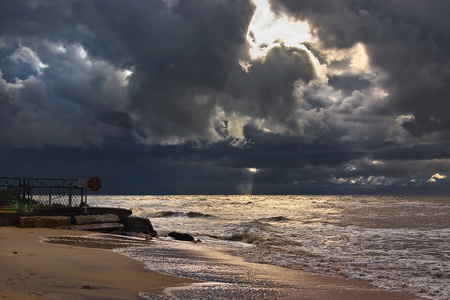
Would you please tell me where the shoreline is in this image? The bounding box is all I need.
[115,237,426,300]
[0,227,199,299]
[0,227,425,299]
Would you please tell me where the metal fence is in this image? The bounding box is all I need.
[0,177,86,213]
[0,178,22,213]
[27,178,85,212]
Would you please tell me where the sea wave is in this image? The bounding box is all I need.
[208,220,279,244]
[257,216,290,222]
[129,206,214,219]
[234,225,450,300]
[148,210,213,219]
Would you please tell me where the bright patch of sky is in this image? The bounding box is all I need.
[247,0,312,59]
[332,175,395,186]
[427,173,447,182]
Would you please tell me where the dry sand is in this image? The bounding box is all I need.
[0,227,199,299]
[0,227,424,300]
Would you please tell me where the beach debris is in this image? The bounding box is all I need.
[81,285,92,289]
[168,231,195,241]
[124,215,158,237]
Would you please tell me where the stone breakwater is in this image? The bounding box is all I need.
[15,207,201,243]
[19,209,158,238]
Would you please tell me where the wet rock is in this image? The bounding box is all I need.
[124,215,158,237]
[123,231,138,237]
[168,231,195,241]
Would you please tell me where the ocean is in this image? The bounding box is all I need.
[88,195,450,300]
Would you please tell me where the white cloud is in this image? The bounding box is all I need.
[10,46,48,71]
[332,175,395,186]
[247,0,311,59]
[427,173,447,183]
[238,59,252,73]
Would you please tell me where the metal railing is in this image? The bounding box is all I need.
[0,178,22,213]
[27,178,85,212]
[0,177,86,213]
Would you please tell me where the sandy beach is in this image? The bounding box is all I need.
[0,227,199,299]
[0,227,424,300]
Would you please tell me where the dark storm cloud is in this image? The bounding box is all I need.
[0,0,257,147]
[270,0,450,136]
[1,0,450,194]
[221,45,320,137]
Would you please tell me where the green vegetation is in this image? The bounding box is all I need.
[0,187,22,213]
[0,218,12,227]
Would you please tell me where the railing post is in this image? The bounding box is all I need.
[85,187,88,213]
[22,178,26,213]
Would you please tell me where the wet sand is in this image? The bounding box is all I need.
[0,227,424,299]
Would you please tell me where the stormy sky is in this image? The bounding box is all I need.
[1,0,450,195]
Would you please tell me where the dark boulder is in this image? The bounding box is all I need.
[168,231,195,241]
[124,215,158,237]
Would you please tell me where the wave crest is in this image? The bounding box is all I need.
[155,210,214,218]
[210,220,274,244]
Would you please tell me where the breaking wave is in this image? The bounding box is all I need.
[258,216,290,222]
[146,210,213,219]
[209,220,277,244]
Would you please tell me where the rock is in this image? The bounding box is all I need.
[20,217,40,228]
[124,215,158,237]
[168,231,195,241]
[81,285,92,289]
[34,216,71,228]
[55,223,124,234]
[136,233,153,240]
[123,231,138,237]
[86,207,132,223]
[74,214,120,225]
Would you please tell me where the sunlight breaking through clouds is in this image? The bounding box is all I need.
[247,0,312,59]
[238,168,259,195]
[1,0,450,194]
